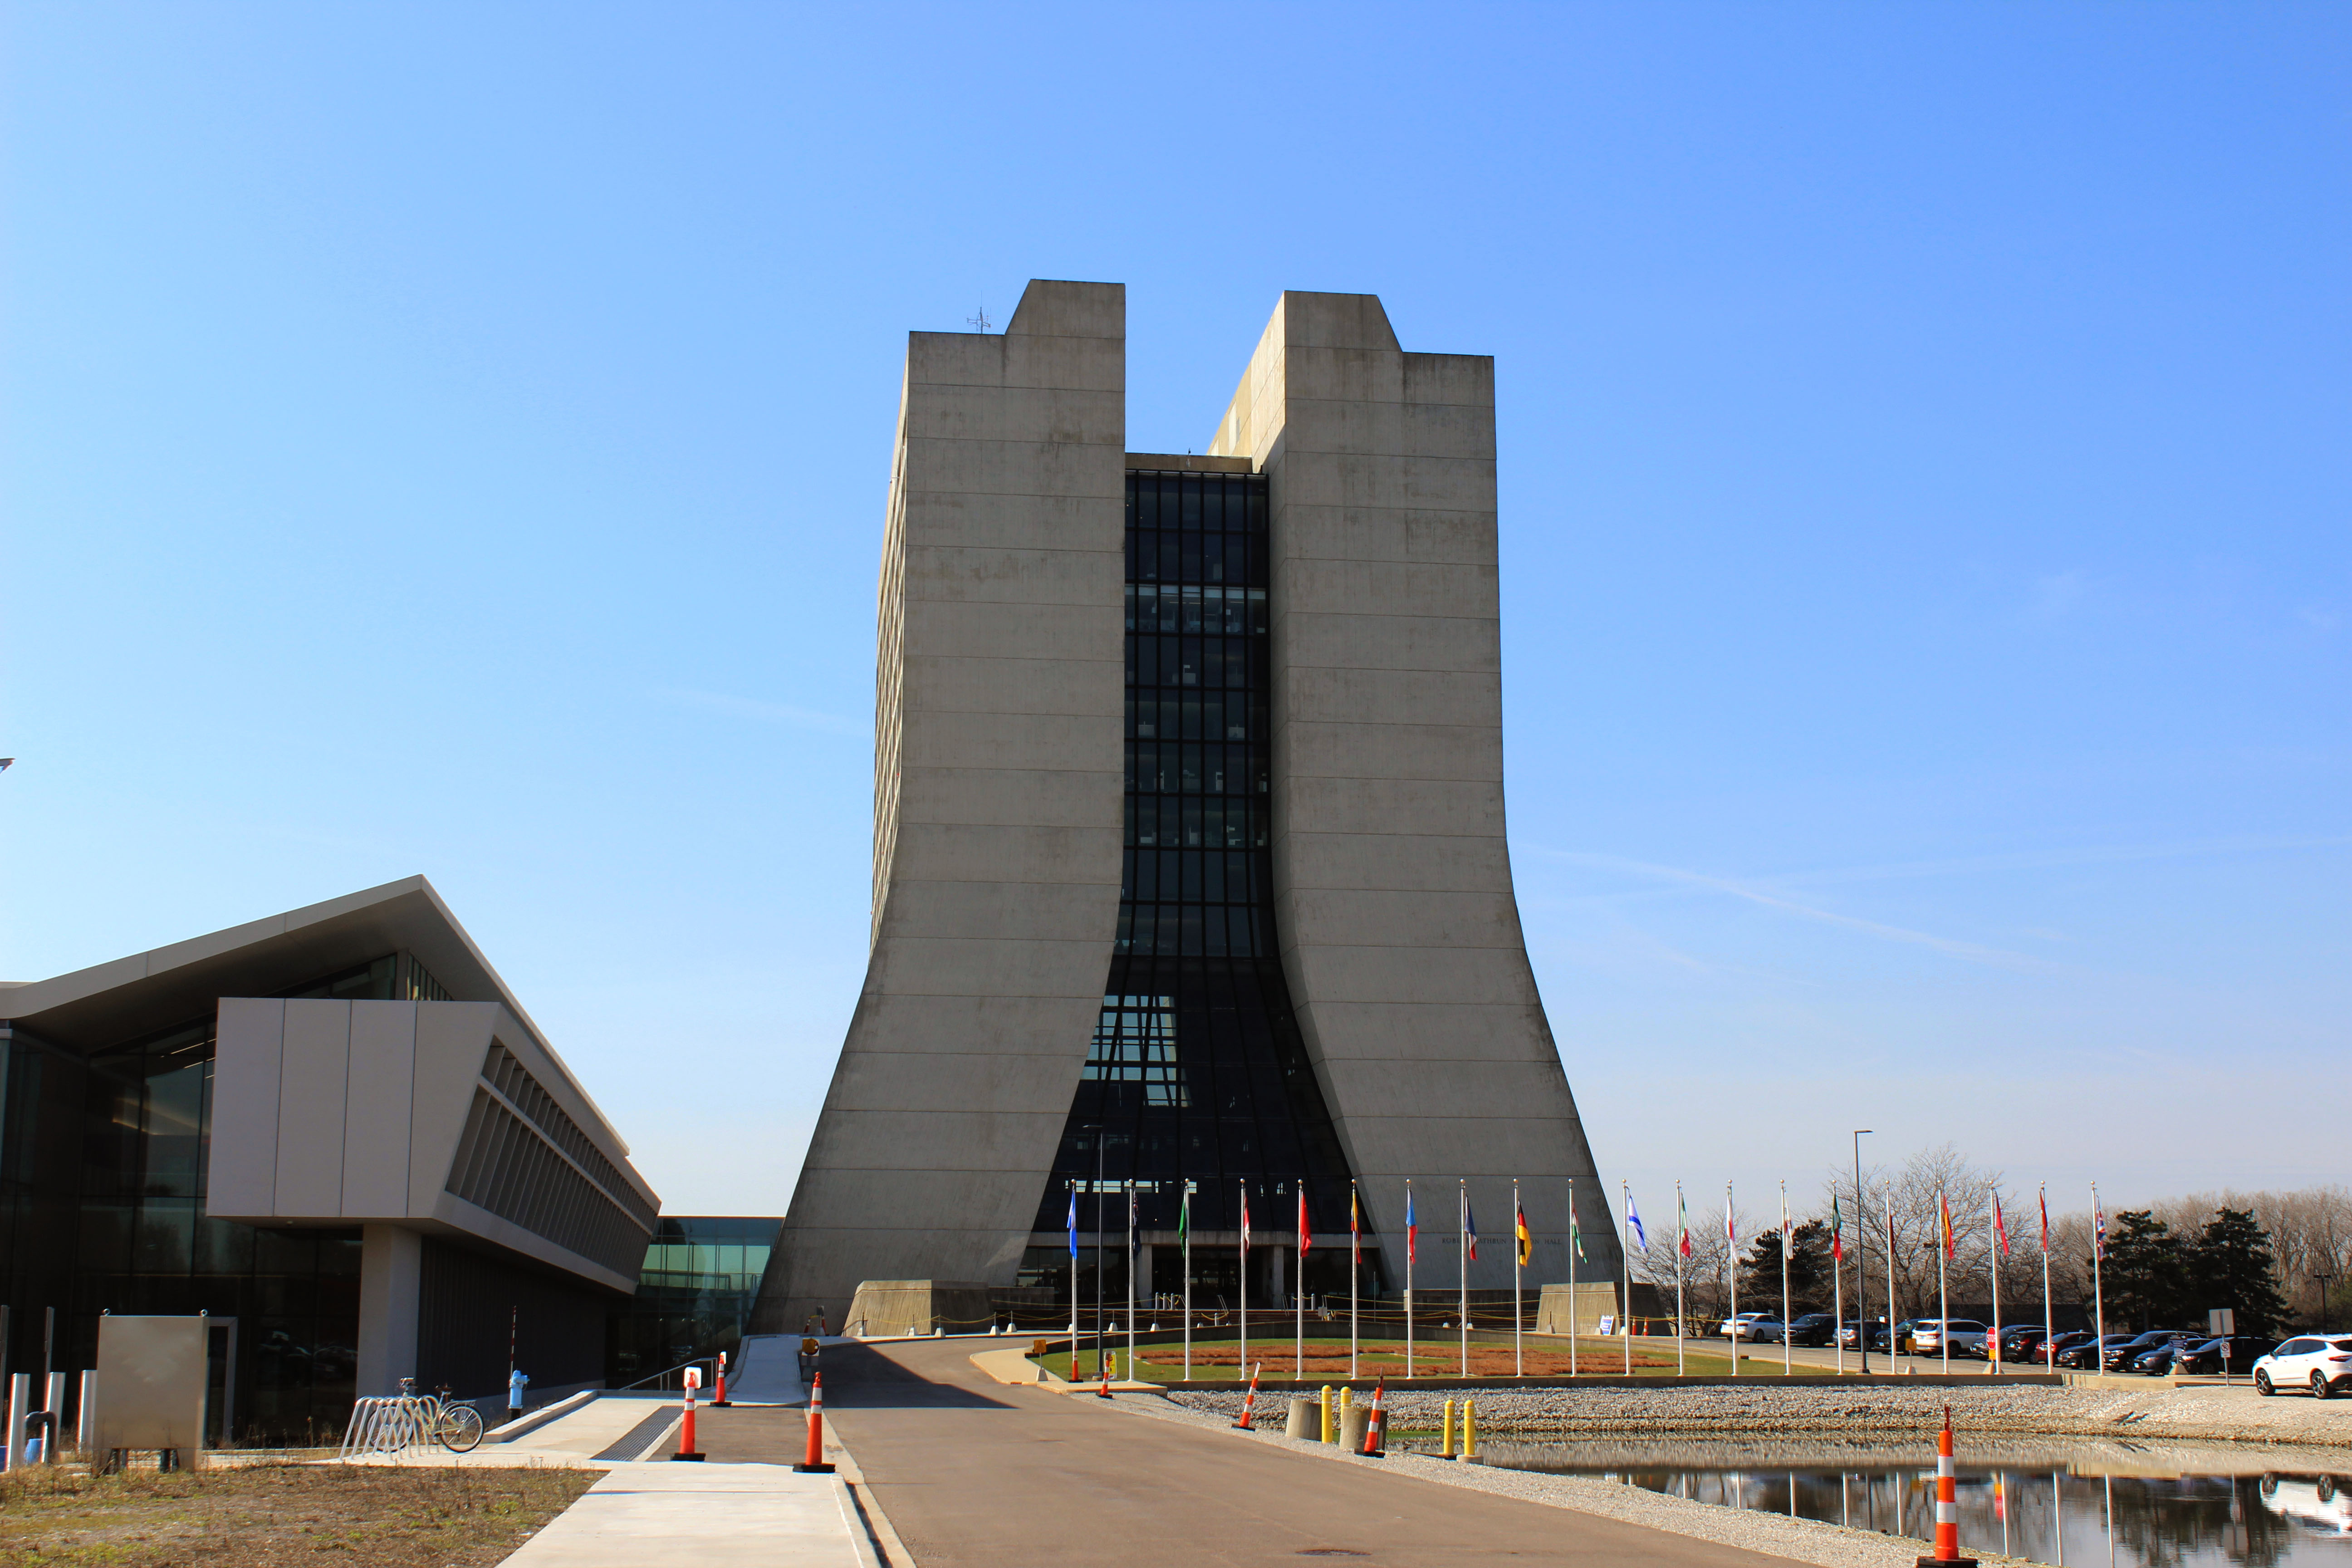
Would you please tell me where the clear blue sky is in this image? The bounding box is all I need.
[6,4,2345,1225]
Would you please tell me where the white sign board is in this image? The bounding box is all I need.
[94,1317,207,1462]
[2207,1308,2234,1337]
[1597,1314,1617,1335]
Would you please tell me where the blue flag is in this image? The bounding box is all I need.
[1067,1186,1078,1258]
[1626,1190,1647,1251]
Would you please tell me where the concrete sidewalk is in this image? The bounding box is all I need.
[496,1462,873,1567]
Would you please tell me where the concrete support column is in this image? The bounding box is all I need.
[356,1224,423,1396]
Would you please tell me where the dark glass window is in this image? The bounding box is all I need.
[1029,471,1359,1274]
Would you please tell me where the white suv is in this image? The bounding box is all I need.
[2253,1335,2352,1398]
[1912,1318,1989,1355]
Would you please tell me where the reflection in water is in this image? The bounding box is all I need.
[1451,1441,2352,1568]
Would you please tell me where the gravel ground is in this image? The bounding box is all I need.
[1112,1392,2027,1568]
[1166,1381,2352,1448]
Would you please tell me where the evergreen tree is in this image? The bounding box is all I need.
[2182,1208,2290,1336]
[2102,1210,2187,1329]
[1739,1222,1832,1307]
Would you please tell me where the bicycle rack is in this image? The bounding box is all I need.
[338,1396,439,1458]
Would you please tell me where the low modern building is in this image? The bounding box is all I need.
[757,281,1621,1333]
[0,877,660,1439]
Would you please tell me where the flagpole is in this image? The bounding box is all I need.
[1458,1180,1469,1377]
[1404,1178,1416,1380]
[1938,1190,1950,1377]
[1990,1191,2002,1377]
[1833,1190,1845,1377]
[1616,1180,1630,1377]
[1512,1179,1523,1377]
[1884,1181,1897,1372]
[1182,1180,1193,1381]
[1294,1186,1306,1380]
[1780,1180,1792,1378]
[1675,1180,1687,1377]
[1567,1177,1578,1378]
[2091,1181,2106,1363]
[1727,1181,1738,1378]
[1239,1179,1249,1385]
[2039,1185,2053,1375]
[1127,1178,1137,1383]
[1349,1179,1360,1382]
[1068,1180,1079,1348]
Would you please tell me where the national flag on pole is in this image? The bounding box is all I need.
[1940,1191,1955,1258]
[1625,1189,1647,1252]
[1568,1190,1584,1262]
[1993,1193,2011,1255]
[1406,1184,1417,1264]
[1178,1184,1190,1248]
[1350,1185,1361,1264]
[1240,1191,1251,1254]
[1830,1193,1845,1263]
[2038,1186,2049,1253]
[1297,1188,1312,1255]
[1465,1199,1479,1262]
[1067,1186,1078,1257]
[1515,1201,1533,1266]
[1678,1190,1692,1259]
[2093,1200,2107,1259]
[1131,1183,1142,1259]
[1726,1201,1737,1247]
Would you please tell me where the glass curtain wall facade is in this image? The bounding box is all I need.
[1024,469,1360,1302]
[0,953,453,1441]
[608,1216,781,1386]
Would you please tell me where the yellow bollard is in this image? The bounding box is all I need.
[1441,1397,1456,1459]
[1319,1385,1333,1443]
[1464,1397,1479,1460]
[1336,1386,1352,1445]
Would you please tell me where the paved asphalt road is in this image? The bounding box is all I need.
[706,1338,1811,1568]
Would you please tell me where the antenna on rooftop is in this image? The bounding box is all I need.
[968,300,992,333]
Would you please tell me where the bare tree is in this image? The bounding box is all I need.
[1631,1191,1755,1330]
[1820,1143,2004,1319]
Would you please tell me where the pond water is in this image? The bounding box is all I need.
[1442,1437,2352,1568]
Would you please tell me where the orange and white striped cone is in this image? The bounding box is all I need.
[671,1367,705,1461]
[1915,1406,1975,1568]
[712,1351,730,1408]
[793,1371,836,1474]
[1360,1381,1386,1457]
[1233,1362,1264,1430]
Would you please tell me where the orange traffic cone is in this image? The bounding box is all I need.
[1915,1405,1975,1567]
[1360,1381,1386,1457]
[1233,1362,1264,1430]
[793,1372,835,1474]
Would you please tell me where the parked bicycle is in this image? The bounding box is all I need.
[396,1378,486,1452]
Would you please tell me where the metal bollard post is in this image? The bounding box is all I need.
[1463,1397,1478,1460]
[1440,1397,1456,1459]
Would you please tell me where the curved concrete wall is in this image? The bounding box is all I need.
[762,280,1128,1329]
[1209,291,1623,1288]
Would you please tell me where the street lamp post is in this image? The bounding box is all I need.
[2317,1272,2337,1333]
[1854,1131,1873,1374]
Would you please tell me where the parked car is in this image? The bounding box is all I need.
[1731,1315,1786,1342]
[2037,1331,2097,1365]
[2176,1336,2278,1375]
[2057,1334,2135,1369]
[2254,1336,2352,1398]
[1836,1318,1891,1351]
[2130,1338,2198,1375]
[1716,1312,1771,1339]
[1912,1318,1989,1355]
[1783,1313,1838,1348]
[1997,1326,2048,1361]
[2257,1473,2352,1538]
[2104,1331,2193,1372]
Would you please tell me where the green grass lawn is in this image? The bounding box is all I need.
[1032,1336,1790,1382]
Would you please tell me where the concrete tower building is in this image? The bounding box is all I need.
[757,280,1619,1332]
